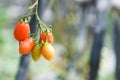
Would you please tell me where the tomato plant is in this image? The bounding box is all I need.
[31,44,41,61]
[14,0,55,62]
[19,38,34,54]
[14,22,30,41]
[40,32,54,43]
[41,43,55,61]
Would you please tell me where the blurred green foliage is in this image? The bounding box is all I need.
[0,7,9,27]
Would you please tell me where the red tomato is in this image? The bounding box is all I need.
[19,38,34,54]
[14,22,30,41]
[40,32,46,42]
[40,32,54,43]
[41,43,55,61]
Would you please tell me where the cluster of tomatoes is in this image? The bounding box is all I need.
[14,21,55,61]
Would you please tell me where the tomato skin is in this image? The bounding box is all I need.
[14,22,30,41]
[40,32,54,43]
[47,32,54,43]
[19,38,34,54]
[31,44,41,61]
[41,43,55,61]
[40,32,46,42]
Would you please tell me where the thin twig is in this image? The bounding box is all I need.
[28,0,38,10]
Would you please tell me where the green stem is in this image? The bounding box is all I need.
[35,0,49,32]
[35,3,41,30]
[18,13,35,20]
[28,0,38,10]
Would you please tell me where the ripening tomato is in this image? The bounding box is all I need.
[40,32,46,42]
[47,32,54,43]
[40,32,54,43]
[31,44,41,61]
[19,38,34,54]
[14,22,30,41]
[41,43,55,61]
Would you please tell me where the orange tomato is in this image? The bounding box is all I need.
[14,22,30,41]
[41,43,55,61]
[19,38,34,54]
[40,32,54,43]
[31,44,41,61]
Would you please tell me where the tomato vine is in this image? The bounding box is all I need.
[13,0,55,62]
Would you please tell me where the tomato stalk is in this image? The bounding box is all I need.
[34,0,52,33]
[18,13,35,22]
[28,0,38,11]
[35,1,41,30]
[35,6,49,32]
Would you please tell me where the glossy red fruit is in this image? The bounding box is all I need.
[19,38,34,54]
[40,32,46,42]
[14,22,30,41]
[40,32,54,43]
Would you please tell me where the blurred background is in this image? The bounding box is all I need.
[0,0,120,80]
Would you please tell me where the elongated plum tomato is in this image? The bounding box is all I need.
[47,32,54,43]
[31,44,41,61]
[14,22,30,41]
[19,38,34,54]
[40,32,54,43]
[41,43,55,61]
